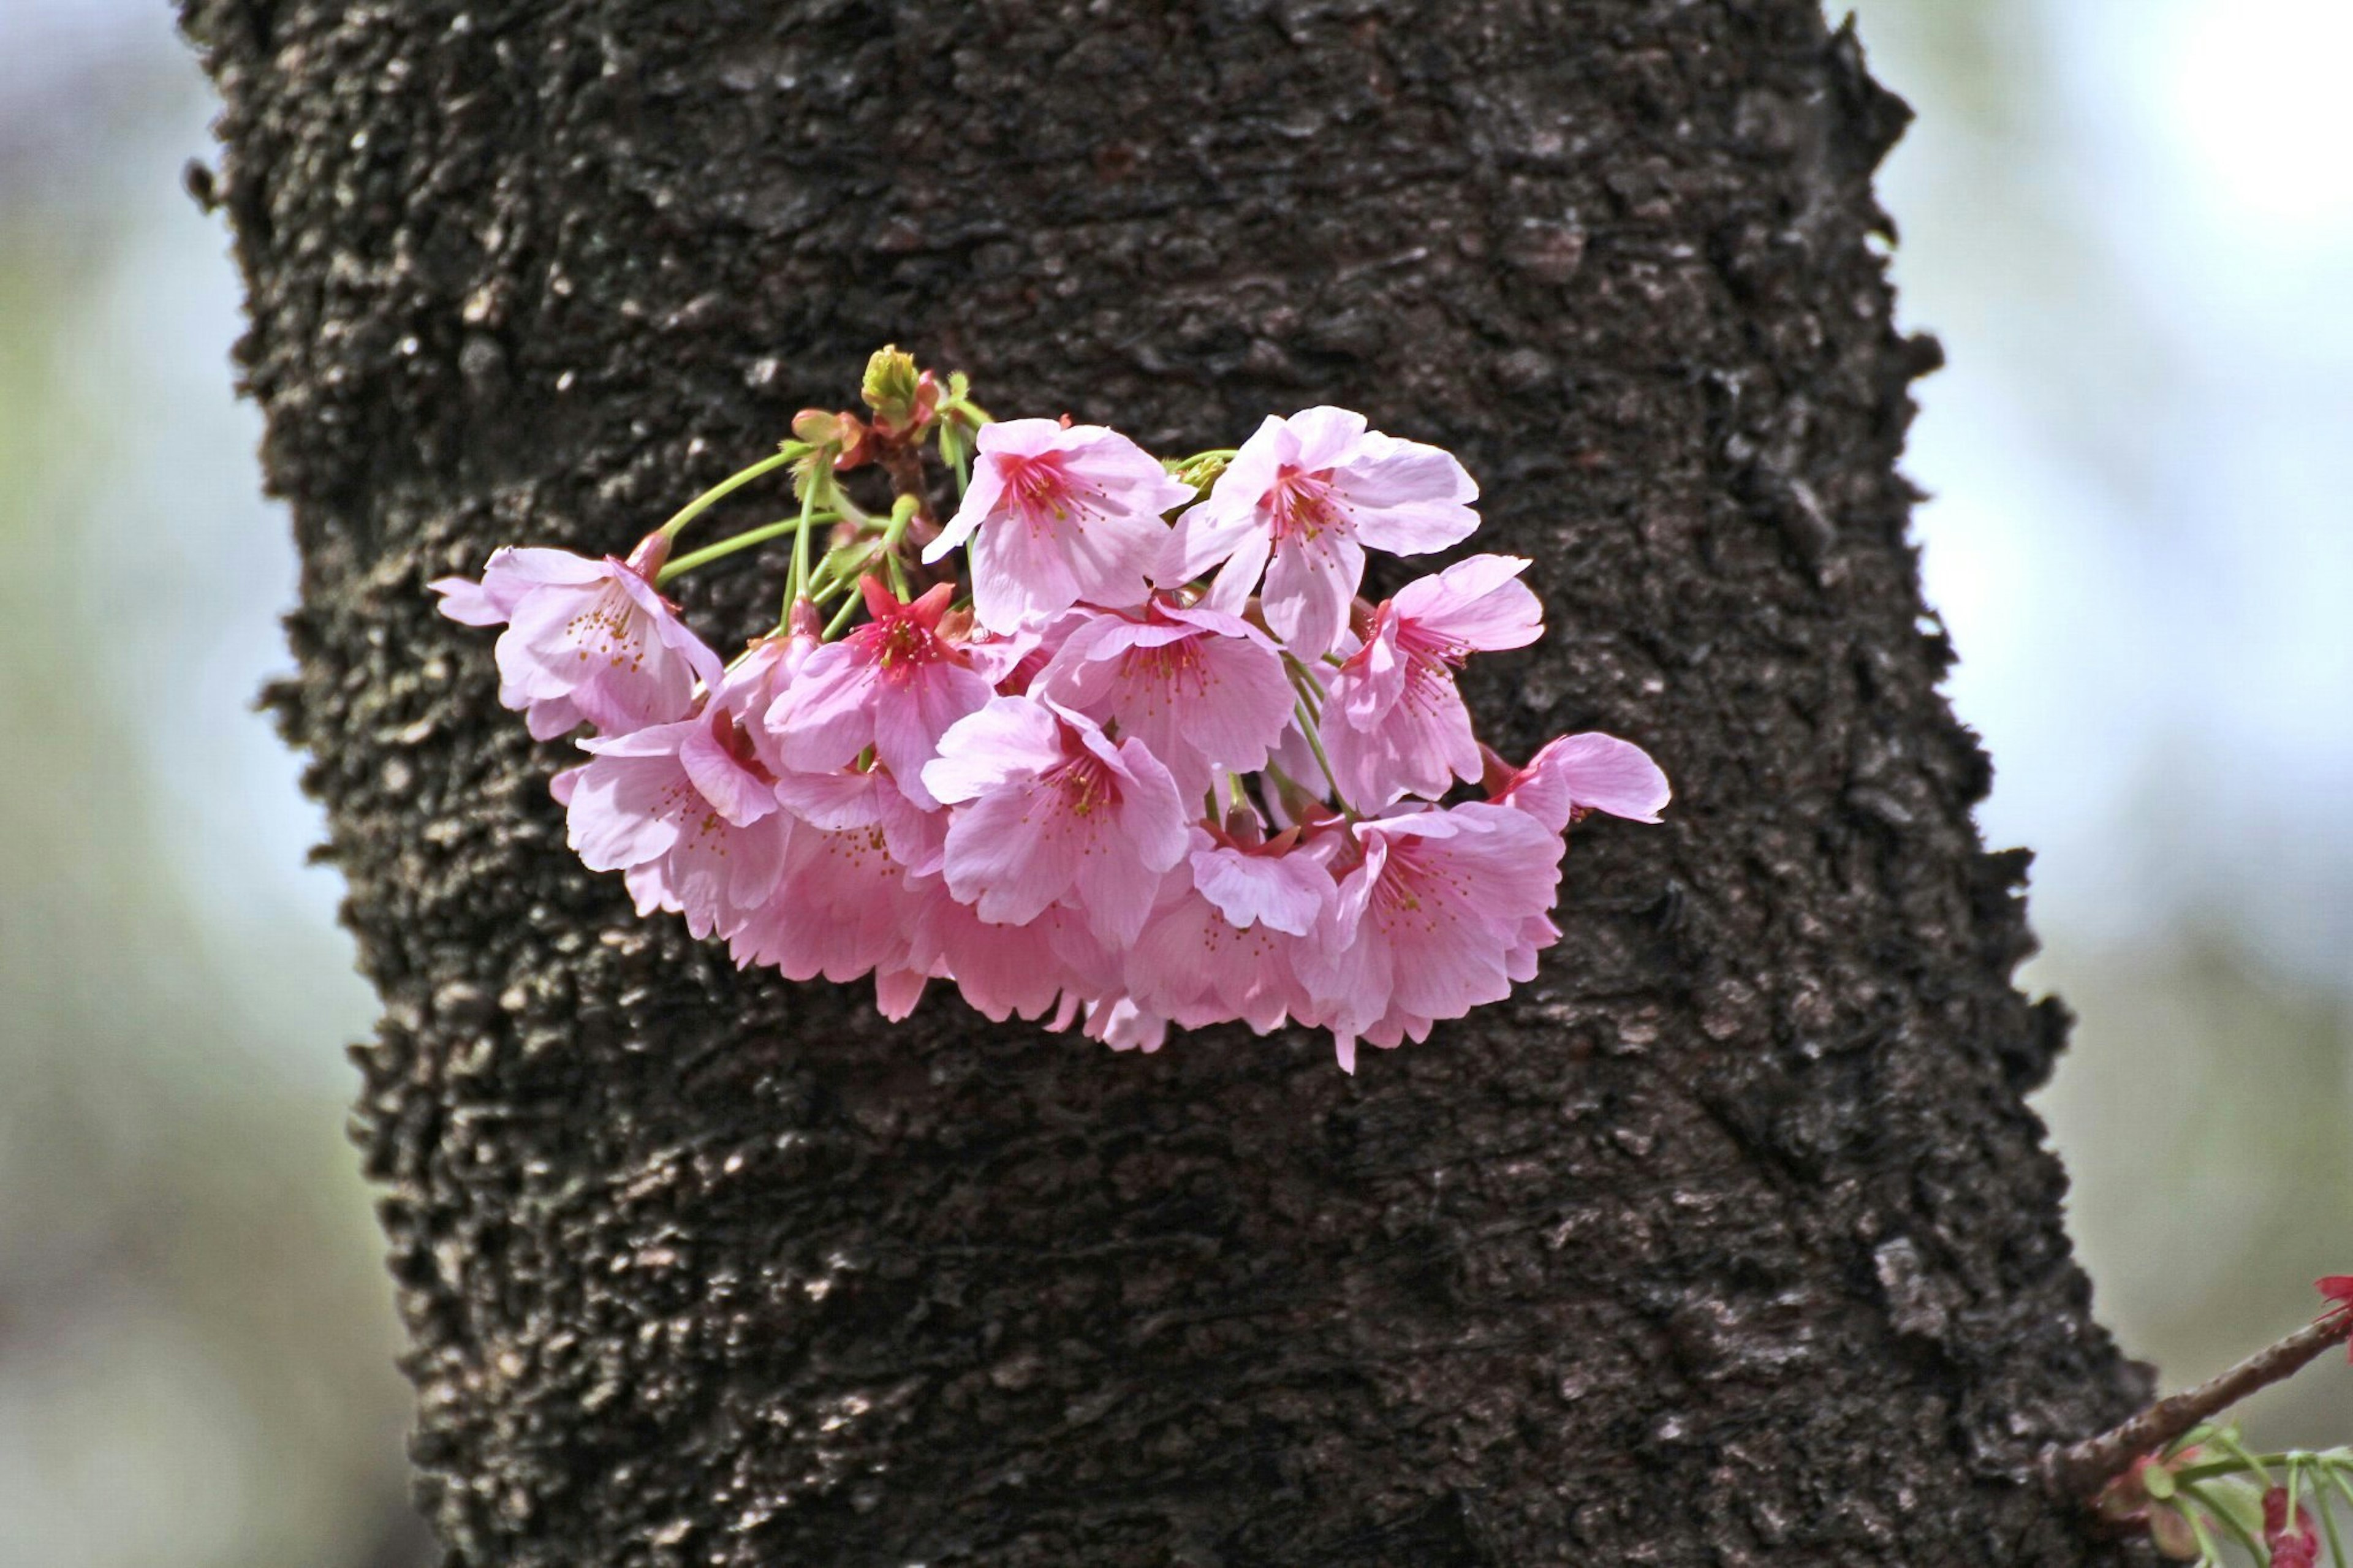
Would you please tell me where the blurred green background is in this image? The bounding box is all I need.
[0,3,2344,1563]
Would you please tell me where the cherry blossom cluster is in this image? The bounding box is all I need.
[433,350,1668,1069]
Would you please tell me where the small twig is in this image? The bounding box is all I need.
[2044,1312,2352,1497]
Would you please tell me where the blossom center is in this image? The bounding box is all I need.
[862,615,947,681]
[999,452,1100,533]
[1049,751,1122,819]
[566,581,650,671]
[1267,466,1346,541]
[1368,839,1471,934]
[1120,635,1209,698]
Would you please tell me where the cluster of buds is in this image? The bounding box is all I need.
[433,350,1668,1069]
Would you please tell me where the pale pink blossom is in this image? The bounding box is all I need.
[921,697,1188,945]
[1124,828,1333,1033]
[766,579,997,809]
[1298,803,1564,1072]
[922,419,1197,633]
[729,814,926,986]
[904,887,1114,1025]
[771,760,947,878]
[1082,997,1169,1055]
[566,705,787,941]
[1164,407,1480,657]
[1487,732,1670,830]
[433,537,723,739]
[711,604,822,774]
[1319,554,1543,806]
[1033,599,1296,799]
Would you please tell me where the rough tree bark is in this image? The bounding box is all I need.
[183,1,2150,1562]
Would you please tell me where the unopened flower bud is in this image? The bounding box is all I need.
[861,344,923,428]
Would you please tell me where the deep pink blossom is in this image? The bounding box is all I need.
[1319,553,1543,806]
[767,578,998,809]
[2264,1488,2321,1568]
[1487,732,1672,830]
[433,537,724,739]
[1164,407,1480,657]
[922,418,1197,632]
[1034,599,1297,799]
[922,697,1188,945]
[1298,803,1565,1072]
[2321,1275,2353,1360]
[565,705,787,940]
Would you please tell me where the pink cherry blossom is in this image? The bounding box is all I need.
[1082,997,1169,1055]
[1124,829,1332,1033]
[904,887,1114,1025]
[729,812,926,988]
[1298,802,1565,1072]
[1488,732,1671,830]
[765,578,998,809]
[711,602,822,774]
[1319,553,1543,807]
[921,697,1188,945]
[1164,406,1480,658]
[1033,599,1297,800]
[433,536,724,739]
[565,705,788,941]
[922,418,1197,633]
[771,758,946,878]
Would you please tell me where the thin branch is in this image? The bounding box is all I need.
[2044,1312,2352,1498]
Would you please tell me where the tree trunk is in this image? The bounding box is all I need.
[183,1,2148,1561]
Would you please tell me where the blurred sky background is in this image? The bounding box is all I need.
[0,2,2344,1564]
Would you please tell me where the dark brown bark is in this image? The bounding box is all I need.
[183,1,2148,1562]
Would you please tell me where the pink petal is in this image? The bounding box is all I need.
[1260,526,1365,659]
[1507,733,1672,828]
[939,776,1086,926]
[767,642,877,773]
[566,749,693,871]
[1189,839,1332,936]
[678,721,779,828]
[1335,433,1480,555]
[1281,406,1371,471]
[873,968,930,1021]
[1392,554,1542,650]
[922,695,1064,805]
[968,512,1080,634]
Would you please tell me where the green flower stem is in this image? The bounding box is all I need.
[786,485,822,612]
[2181,1481,2265,1563]
[658,447,802,540]
[2173,1449,2353,1487]
[1284,653,1331,706]
[1292,698,1354,817]
[2325,1469,2353,1567]
[2212,1428,2277,1488]
[822,585,868,638]
[656,514,836,585]
[2317,1476,2347,1568]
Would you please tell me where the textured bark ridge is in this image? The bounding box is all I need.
[185,1,2147,1562]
